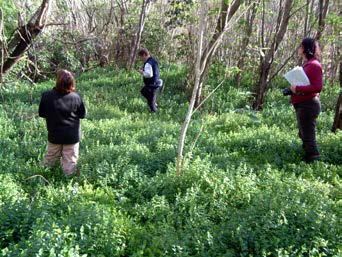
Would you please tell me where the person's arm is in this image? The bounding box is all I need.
[38,93,46,118]
[76,96,87,119]
[142,63,153,78]
[295,62,323,94]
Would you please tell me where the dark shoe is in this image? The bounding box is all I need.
[305,155,320,163]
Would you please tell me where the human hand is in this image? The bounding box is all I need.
[290,84,296,93]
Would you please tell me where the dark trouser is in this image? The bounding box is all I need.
[293,97,321,162]
[140,85,158,112]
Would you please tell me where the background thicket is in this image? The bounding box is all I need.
[0,0,340,85]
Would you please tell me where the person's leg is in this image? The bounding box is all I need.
[141,86,157,112]
[141,85,155,111]
[295,98,321,162]
[295,107,303,139]
[41,142,62,167]
[140,86,149,99]
[61,143,79,175]
[149,87,158,112]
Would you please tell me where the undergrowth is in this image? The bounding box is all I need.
[0,66,340,256]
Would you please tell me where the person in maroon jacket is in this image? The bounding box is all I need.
[39,70,87,176]
[290,38,322,163]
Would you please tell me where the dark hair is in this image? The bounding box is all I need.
[56,69,75,94]
[138,48,149,57]
[301,37,316,60]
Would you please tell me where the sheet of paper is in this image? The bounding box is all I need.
[284,66,310,86]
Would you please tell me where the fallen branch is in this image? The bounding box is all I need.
[25,174,50,185]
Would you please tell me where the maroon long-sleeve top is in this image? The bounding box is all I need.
[290,58,323,104]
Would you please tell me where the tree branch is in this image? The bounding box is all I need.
[0,0,51,77]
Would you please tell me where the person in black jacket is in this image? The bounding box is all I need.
[39,69,87,176]
[138,48,162,112]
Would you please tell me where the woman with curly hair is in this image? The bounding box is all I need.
[39,69,87,176]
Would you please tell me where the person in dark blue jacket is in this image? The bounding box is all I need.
[39,69,87,176]
[138,48,162,112]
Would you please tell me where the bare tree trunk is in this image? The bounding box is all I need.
[176,0,242,175]
[194,0,242,107]
[235,0,259,88]
[128,0,152,70]
[176,1,206,176]
[331,62,342,132]
[329,0,340,86]
[261,0,265,48]
[315,0,330,40]
[0,7,4,83]
[307,0,316,34]
[115,1,127,63]
[0,0,51,77]
[332,91,342,132]
[303,0,310,36]
[253,0,293,110]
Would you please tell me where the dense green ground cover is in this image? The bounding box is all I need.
[0,66,341,256]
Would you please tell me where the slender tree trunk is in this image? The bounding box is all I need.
[128,0,152,70]
[0,7,4,83]
[253,0,293,110]
[303,0,309,35]
[331,61,342,132]
[261,0,265,48]
[254,61,270,110]
[115,1,127,63]
[176,1,206,176]
[316,0,330,40]
[236,0,259,88]
[331,91,342,132]
[177,0,242,175]
[194,0,242,107]
[0,0,51,77]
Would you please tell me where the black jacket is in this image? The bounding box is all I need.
[39,88,87,144]
[143,57,161,87]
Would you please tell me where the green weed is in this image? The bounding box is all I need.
[0,67,340,256]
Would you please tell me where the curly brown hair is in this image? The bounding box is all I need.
[56,69,75,94]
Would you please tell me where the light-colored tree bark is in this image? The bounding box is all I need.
[128,0,153,70]
[235,0,259,88]
[326,3,341,86]
[194,0,242,107]
[315,0,330,40]
[176,0,242,175]
[0,7,4,83]
[176,0,206,176]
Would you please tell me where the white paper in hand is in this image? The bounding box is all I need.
[284,66,310,86]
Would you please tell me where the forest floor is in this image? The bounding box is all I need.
[0,67,341,256]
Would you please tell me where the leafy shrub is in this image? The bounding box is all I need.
[0,67,340,256]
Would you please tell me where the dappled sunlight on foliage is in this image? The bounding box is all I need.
[0,67,340,256]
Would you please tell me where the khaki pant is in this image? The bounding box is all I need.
[41,142,79,175]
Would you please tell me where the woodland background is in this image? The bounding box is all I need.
[0,0,340,95]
